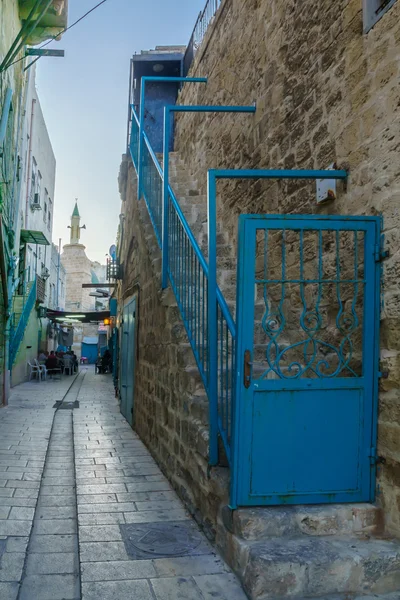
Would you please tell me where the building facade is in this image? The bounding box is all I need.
[116,1,400,597]
[0,0,68,401]
[10,66,58,386]
[48,242,66,312]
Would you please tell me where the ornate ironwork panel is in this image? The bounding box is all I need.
[253,227,366,380]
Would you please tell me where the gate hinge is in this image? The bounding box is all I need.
[378,370,389,379]
[374,245,389,262]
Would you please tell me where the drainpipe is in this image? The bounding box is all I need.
[0,89,13,146]
[25,98,36,229]
[0,89,13,406]
[9,75,26,232]
[56,237,61,309]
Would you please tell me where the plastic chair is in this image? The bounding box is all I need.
[35,359,47,381]
[63,357,74,375]
[27,361,41,381]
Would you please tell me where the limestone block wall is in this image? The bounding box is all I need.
[117,160,228,537]
[174,0,400,534]
[61,245,95,312]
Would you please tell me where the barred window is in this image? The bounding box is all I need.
[364,0,397,32]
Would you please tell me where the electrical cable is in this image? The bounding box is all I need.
[5,0,110,72]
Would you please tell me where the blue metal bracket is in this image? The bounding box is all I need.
[138,77,207,200]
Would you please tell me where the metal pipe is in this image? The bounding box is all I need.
[0,89,13,146]
[0,0,43,72]
[56,238,61,309]
[1,0,54,73]
[138,76,207,199]
[126,58,134,153]
[9,81,24,228]
[25,98,36,228]
[209,168,348,180]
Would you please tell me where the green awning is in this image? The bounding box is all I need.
[20,229,50,246]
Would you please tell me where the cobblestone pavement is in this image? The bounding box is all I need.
[0,368,248,600]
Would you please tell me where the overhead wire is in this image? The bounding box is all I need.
[5,0,110,72]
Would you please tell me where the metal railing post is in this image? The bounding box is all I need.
[137,77,207,200]
[207,171,218,466]
[162,106,171,289]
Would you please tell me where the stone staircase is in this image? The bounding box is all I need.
[138,151,400,599]
[217,504,400,599]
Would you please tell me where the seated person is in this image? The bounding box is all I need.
[101,349,112,373]
[45,351,59,374]
[71,352,78,372]
[38,350,48,363]
[95,355,104,374]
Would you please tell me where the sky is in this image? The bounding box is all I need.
[36,0,205,263]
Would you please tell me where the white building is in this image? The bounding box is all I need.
[15,65,55,300]
[48,242,66,311]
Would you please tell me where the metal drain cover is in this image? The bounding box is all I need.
[120,521,209,560]
[53,401,79,409]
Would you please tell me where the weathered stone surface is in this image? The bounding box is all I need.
[240,536,400,599]
[116,159,230,538]
[171,0,400,537]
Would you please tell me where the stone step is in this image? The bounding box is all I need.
[293,594,400,600]
[217,530,400,599]
[222,504,384,541]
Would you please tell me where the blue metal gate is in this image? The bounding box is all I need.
[232,215,381,507]
[120,297,136,427]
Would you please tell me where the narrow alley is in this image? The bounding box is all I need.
[0,369,248,600]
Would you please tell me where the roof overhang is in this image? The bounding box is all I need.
[46,310,111,324]
[20,229,50,245]
[19,0,69,45]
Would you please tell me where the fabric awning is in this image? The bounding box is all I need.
[20,229,50,246]
[82,337,98,345]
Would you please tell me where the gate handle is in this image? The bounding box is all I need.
[244,350,252,389]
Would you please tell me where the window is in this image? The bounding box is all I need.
[43,189,48,222]
[30,158,37,201]
[48,199,52,231]
[37,171,42,204]
[364,0,397,32]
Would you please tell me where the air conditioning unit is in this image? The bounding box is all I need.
[41,267,50,280]
[30,193,41,210]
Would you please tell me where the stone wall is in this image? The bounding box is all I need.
[117,158,228,538]
[174,0,400,534]
[61,244,95,312]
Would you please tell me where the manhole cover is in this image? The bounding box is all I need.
[53,401,79,409]
[120,521,210,560]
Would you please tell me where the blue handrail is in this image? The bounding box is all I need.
[128,107,236,465]
[9,278,37,367]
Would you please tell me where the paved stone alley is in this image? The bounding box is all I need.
[0,368,248,600]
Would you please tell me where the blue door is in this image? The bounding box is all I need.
[231,215,381,507]
[81,343,97,364]
[120,297,136,427]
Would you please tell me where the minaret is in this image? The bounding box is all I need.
[69,200,86,244]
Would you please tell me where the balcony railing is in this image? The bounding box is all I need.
[183,0,222,75]
[36,275,46,304]
[107,258,122,281]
